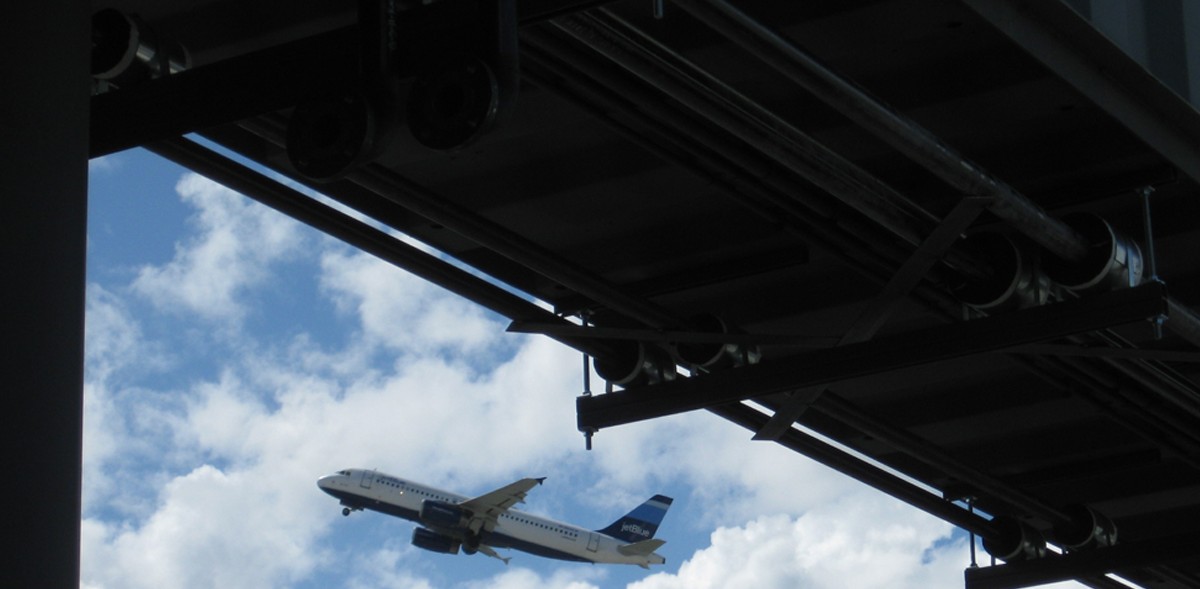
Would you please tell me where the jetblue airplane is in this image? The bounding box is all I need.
[317,468,673,568]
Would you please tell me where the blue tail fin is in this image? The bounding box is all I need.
[597,495,673,542]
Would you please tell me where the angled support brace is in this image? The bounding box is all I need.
[577,282,1169,431]
[754,196,992,440]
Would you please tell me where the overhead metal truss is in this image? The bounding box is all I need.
[82,1,1200,588]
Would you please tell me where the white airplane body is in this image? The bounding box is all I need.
[317,468,672,568]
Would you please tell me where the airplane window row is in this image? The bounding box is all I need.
[407,488,453,502]
[501,514,577,537]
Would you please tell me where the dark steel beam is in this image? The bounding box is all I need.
[578,282,1170,430]
[518,0,619,23]
[708,403,998,537]
[143,137,619,360]
[5,3,89,588]
[90,1,623,159]
[960,0,1200,187]
[91,26,360,158]
[351,163,683,330]
[964,533,1200,589]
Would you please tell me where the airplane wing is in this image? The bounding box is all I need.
[460,477,545,531]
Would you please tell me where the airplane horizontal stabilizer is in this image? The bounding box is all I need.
[617,538,666,556]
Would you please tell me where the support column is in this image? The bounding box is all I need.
[2,3,90,588]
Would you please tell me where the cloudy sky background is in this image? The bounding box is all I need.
[81,148,1084,588]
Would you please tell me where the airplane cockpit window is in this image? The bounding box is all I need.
[338,470,351,476]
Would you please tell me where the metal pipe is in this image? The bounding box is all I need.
[811,392,1072,526]
[144,136,619,360]
[549,10,1000,284]
[708,402,998,536]
[521,32,967,316]
[550,12,939,256]
[521,36,903,281]
[671,0,1090,261]
[1016,353,1200,472]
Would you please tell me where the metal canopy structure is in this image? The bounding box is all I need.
[74,0,1200,587]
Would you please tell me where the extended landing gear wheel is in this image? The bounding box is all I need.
[342,507,351,516]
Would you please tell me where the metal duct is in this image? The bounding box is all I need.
[1042,213,1144,294]
[286,88,389,182]
[1052,505,1118,551]
[673,314,761,370]
[954,232,1050,311]
[983,516,1048,562]
[91,9,188,92]
[594,341,677,387]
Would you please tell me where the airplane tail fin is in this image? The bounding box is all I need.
[596,494,673,543]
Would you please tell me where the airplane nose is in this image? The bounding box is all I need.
[317,475,336,492]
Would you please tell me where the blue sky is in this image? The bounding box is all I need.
[81,147,1082,588]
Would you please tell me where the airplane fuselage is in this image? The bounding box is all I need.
[317,468,667,567]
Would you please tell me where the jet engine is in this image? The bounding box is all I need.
[420,500,471,528]
[411,527,460,554]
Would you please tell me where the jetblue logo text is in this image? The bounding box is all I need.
[621,523,651,538]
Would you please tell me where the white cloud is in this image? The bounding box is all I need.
[459,567,604,589]
[579,408,861,528]
[340,547,438,589]
[318,247,505,358]
[174,330,583,487]
[85,283,155,382]
[82,283,178,513]
[630,494,968,589]
[82,464,328,589]
[90,154,123,173]
[131,172,304,321]
[84,167,1022,589]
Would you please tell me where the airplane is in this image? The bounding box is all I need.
[317,468,672,568]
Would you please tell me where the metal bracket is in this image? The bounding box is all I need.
[578,282,1170,432]
[754,196,992,440]
[963,532,1200,589]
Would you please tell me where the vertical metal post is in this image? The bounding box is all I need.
[968,498,979,568]
[580,315,594,450]
[1141,186,1165,339]
[1141,186,1159,282]
[2,2,90,588]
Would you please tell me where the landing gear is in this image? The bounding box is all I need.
[464,531,482,552]
[342,507,352,516]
